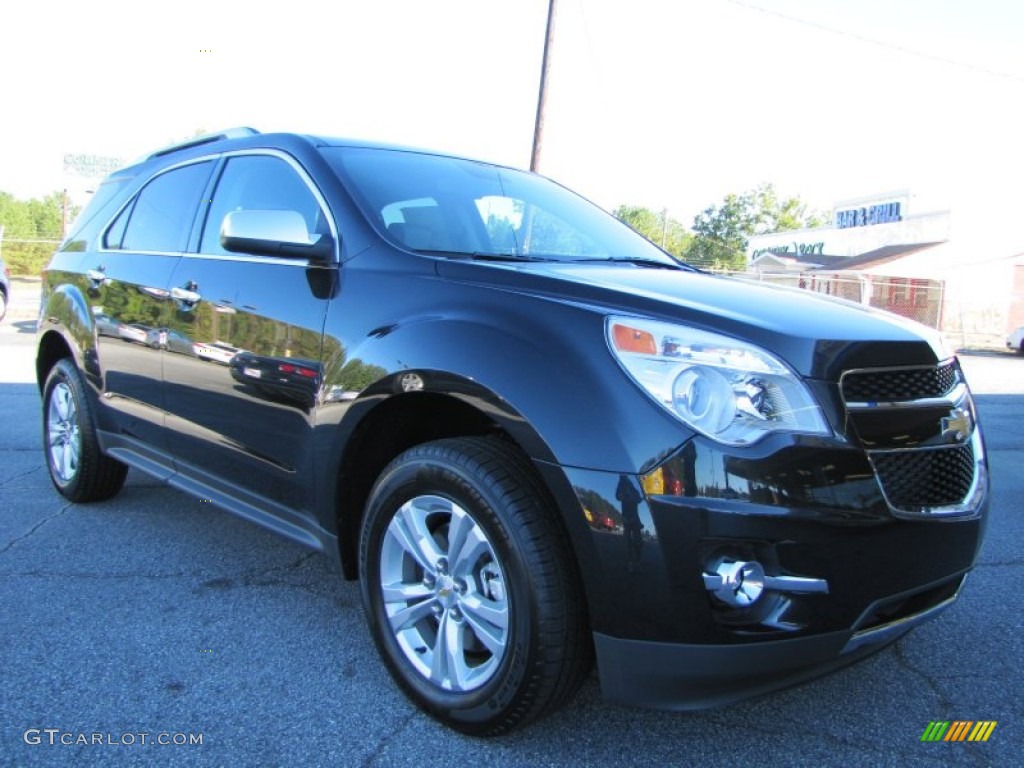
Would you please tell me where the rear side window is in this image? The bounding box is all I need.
[64,176,131,245]
[109,161,213,252]
[200,155,326,256]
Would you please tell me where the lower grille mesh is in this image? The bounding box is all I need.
[871,445,975,511]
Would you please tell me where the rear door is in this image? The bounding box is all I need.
[162,151,335,520]
[90,159,214,452]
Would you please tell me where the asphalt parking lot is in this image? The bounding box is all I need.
[1,288,1021,766]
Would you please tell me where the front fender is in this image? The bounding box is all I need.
[320,290,687,474]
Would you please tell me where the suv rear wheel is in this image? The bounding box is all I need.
[359,437,590,735]
[42,359,128,502]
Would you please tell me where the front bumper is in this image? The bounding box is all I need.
[543,430,987,710]
[594,572,965,710]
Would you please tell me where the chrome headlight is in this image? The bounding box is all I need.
[607,316,830,446]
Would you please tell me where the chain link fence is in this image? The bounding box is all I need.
[736,270,1016,351]
[739,271,942,323]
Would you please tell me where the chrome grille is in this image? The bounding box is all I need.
[841,360,981,518]
[841,360,957,403]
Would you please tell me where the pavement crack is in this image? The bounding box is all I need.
[247,550,317,576]
[184,551,326,596]
[0,465,43,488]
[0,502,72,555]
[290,551,318,569]
[359,710,417,768]
[891,641,955,712]
[2,568,207,581]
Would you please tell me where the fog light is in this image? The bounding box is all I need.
[703,559,829,607]
[704,560,766,607]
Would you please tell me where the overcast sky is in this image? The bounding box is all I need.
[2,0,1021,253]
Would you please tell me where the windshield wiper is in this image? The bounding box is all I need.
[415,249,560,263]
[573,256,686,270]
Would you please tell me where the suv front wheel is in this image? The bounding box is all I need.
[359,437,591,735]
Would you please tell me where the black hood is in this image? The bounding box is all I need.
[436,260,948,379]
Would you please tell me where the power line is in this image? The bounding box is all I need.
[723,0,1024,84]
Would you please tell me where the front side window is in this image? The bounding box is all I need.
[200,155,326,256]
[324,147,677,265]
[114,161,213,252]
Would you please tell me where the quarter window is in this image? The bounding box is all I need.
[115,161,213,252]
[103,201,133,250]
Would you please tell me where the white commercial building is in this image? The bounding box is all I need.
[746,191,1022,349]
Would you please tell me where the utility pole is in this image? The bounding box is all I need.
[530,0,557,173]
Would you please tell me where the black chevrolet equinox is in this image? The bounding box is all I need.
[37,128,989,734]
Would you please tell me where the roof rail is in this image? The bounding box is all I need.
[147,127,261,159]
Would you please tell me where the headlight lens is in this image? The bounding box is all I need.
[607,316,830,446]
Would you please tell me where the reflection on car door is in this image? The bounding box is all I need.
[163,152,334,520]
[91,160,214,451]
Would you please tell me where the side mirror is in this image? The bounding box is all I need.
[220,210,334,261]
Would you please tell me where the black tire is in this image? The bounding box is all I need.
[42,359,128,502]
[359,437,591,735]
[0,288,7,322]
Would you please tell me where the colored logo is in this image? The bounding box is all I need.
[940,408,973,442]
[921,721,997,742]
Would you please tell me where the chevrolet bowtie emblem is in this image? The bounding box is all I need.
[941,408,973,442]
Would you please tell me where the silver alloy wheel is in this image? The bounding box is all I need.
[379,494,509,692]
[47,381,81,483]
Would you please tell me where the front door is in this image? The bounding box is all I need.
[162,152,335,519]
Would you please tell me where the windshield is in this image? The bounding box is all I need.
[323,147,679,265]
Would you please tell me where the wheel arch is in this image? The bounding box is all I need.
[333,389,515,579]
[36,328,76,392]
[328,382,595,601]
[36,283,97,392]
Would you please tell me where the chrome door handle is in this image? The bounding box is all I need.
[171,286,202,303]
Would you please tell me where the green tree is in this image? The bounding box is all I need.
[684,183,824,271]
[0,190,76,275]
[750,184,826,232]
[612,205,692,260]
[684,193,756,270]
